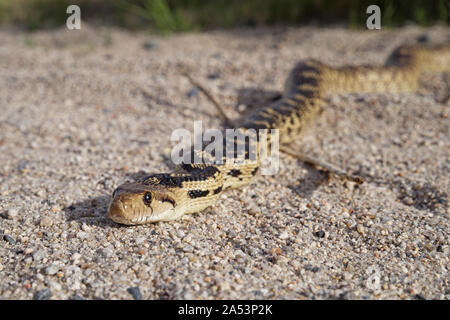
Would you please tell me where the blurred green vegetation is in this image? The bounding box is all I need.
[0,0,447,32]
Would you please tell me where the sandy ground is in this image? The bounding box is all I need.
[0,24,449,300]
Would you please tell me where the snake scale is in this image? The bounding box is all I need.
[108,43,450,225]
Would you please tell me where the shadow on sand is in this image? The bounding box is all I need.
[62,170,157,228]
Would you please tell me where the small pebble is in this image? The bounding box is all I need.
[356,224,365,235]
[237,104,247,112]
[135,237,146,245]
[279,231,289,240]
[416,34,429,43]
[45,264,59,275]
[17,159,30,172]
[71,253,82,263]
[40,217,53,227]
[34,288,51,300]
[98,247,114,258]
[4,207,19,219]
[218,281,231,291]
[403,197,414,205]
[143,40,157,50]
[270,247,282,255]
[344,181,357,191]
[76,231,89,240]
[207,73,220,79]
[305,264,320,273]
[187,88,199,98]
[3,234,15,245]
[32,250,46,261]
[48,280,62,291]
[315,231,325,238]
[127,287,142,300]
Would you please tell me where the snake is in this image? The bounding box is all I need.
[108,42,450,225]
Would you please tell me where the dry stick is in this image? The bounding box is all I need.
[181,71,363,184]
[180,70,233,127]
[280,147,363,184]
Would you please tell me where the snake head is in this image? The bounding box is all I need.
[108,182,181,225]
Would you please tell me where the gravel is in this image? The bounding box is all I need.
[0,24,448,300]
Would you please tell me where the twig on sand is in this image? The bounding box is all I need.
[280,147,364,184]
[179,68,233,126]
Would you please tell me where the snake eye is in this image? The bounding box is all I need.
[143,192,152,205]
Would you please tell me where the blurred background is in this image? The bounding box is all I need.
[0,0,448,32]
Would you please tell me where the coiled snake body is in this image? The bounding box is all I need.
[108,43,450,225]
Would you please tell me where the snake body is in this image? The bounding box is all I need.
[108,43,450,225]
